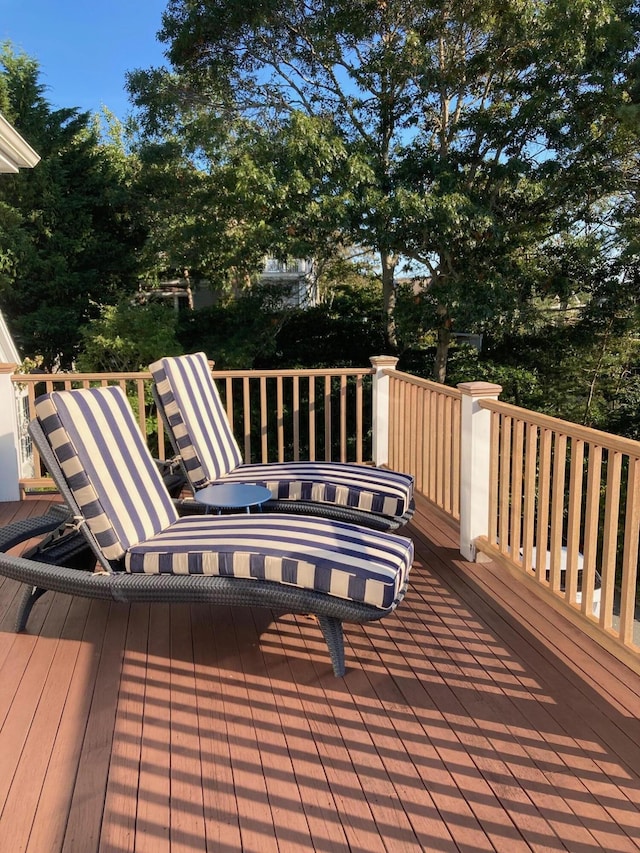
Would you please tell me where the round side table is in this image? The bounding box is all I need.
[194,483,273,514]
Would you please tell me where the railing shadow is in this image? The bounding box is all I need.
[2,504,640,852]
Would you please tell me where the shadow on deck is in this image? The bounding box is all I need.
[1,495,639,852]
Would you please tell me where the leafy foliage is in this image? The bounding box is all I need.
[145,0,639,378]
[175,285,285,368]
[270,280,387,369]
[0,45,145,368]
[76,301,183,373]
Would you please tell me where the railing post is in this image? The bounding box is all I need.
[370,355,399,467]
[0,363,21,501]
[458,381,502,561]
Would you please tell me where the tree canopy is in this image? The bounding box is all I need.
[0,44,145,368]
[128,0,640,378]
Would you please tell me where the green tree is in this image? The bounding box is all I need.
[126,63,267,294]
[76,301,183,372]
[127,74,354,298]
[142,0,637,379]
[0,45,145,368]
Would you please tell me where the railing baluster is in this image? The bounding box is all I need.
[391,374,401,471]
[536,428,552,582]
[451,396,461,519]
[434,393,443,509]
[549,433,568,594]
[429,389,437,502]
[397,379,406,473]
[356,375,363,465]
[510,418,525,565]
[499,415,512,555]
[620,457,640,645]
[243,377,251,463]
[293,376,300,462]
[565,438,584,609]
[408,383,418,487]
[308,376,316,462]
[583,443,602,620]
[521,423,538,572]
[277,376,284,463]
[324,376,331,462]
[414,387,425,496]
[601,450,622,632]
[489,410,500,546]
[259,377,267,463]
[340,375,347,463]
[444,395,453,514]
[224,377,234,427]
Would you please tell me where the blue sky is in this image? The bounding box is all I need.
[1,0,169,120]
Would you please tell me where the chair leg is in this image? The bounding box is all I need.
[317,615,346,677]
[15,585,48,632]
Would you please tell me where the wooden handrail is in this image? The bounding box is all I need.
[12,366,374,493]
[480,397,640,457]
[386,370,462,520]
[478,395,640,658]
[9,361,639,666]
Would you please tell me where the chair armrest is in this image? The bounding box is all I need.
[0,511,71,553]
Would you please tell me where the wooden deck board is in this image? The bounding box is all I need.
[26,599,111,853]
[0,595,90,851]
[0,497,639,852]
[136,603,172,853]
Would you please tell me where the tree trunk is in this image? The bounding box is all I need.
[434,324,451,383]
[380,250,397,350]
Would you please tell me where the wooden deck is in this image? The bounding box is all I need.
[1,496,639,853]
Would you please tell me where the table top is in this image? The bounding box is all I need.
[194,483,273,509]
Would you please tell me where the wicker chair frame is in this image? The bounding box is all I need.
[0,419,411,677]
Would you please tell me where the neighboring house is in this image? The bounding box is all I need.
[259,257,318,308]
[141,257,319,312]
[0,112,40,489]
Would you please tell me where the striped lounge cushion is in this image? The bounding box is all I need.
[125,513,414,610]
[150,352,243,486]
[221,461,413,518]
[150,352,414,517]
[35,386,178,561]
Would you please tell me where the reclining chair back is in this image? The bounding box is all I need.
[34,386,178,564]
[151,353,415,527]
[151,352,242,489]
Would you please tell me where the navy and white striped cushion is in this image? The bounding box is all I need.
[34,385,414,608]
[221,461,413,518]
[150,352,243,487]
[35,386,178,560]
[125,513,414,610]
[150,352,414,517]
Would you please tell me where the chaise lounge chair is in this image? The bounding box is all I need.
[0,384,413,676]
[150,352,415,530]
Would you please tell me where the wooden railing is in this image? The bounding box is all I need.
[13,372,156,491]
[12,366,374,493]
[476,398,640,658]
[382,373,639,664]
[10,363,639,663]
[210,367,371,466]
[387,370,462,520]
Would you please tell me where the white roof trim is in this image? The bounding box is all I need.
[0,112,40,173]
[0,310,20,362]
